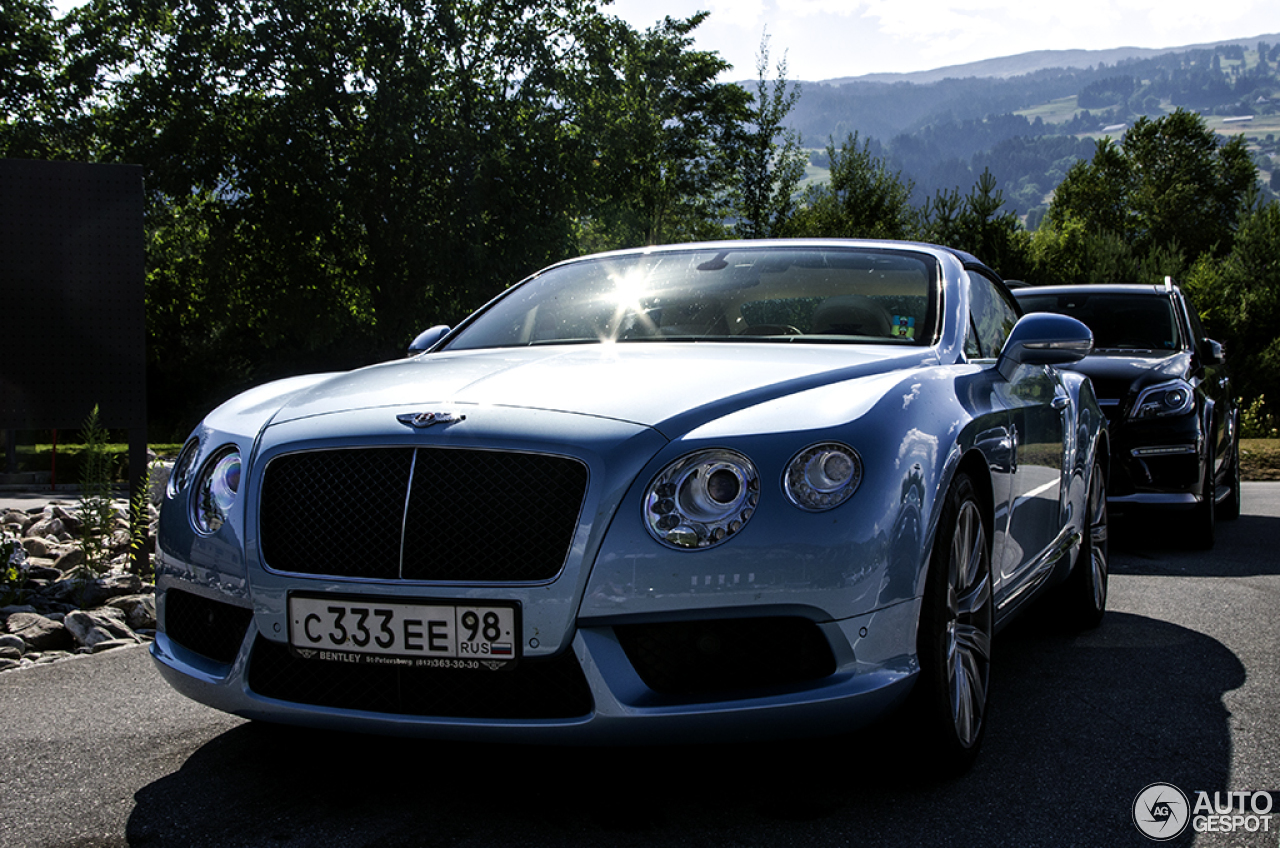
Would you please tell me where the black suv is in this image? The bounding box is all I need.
[1013,279,1239,548]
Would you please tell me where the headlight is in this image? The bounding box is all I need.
[167,437,201,498]
[784,442,862,511]
[1130,380,1195,420]
[644,449,760,549]
[193,447,241,534]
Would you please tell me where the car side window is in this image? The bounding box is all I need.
[966,270,1019,360]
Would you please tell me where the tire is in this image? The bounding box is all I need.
[1219,435,1241,521]
[1062,460,1107,628]
[913,472,993,775]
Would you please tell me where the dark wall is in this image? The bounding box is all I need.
[0,159,146,432]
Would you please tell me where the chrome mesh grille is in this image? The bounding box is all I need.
[259,447,587,582]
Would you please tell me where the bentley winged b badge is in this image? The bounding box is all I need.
[397,410,466,429]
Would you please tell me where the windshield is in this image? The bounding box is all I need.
[1017,292,1182,353]
[445,246,938,351]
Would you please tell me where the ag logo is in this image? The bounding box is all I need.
[1133,783,1190,840]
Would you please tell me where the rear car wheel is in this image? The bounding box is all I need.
[913,472,993,774]
[1062,460,1107,628]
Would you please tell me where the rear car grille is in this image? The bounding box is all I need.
[615,617,836,696]
[163,589,254,664]
[247,636,593,719]
[259,447,588,582]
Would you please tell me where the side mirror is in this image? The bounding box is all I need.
[407,325,451,356]
[1201,338,1225,366]
[997,313,1093,381]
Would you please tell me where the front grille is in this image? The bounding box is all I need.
[615,617,836,696]
[259,447,588,582]
[163,589,254,664]
[247,636,593,719]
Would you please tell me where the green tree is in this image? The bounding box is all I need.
[1184,197,1280,417]
[0,0,91,157]
[733,33,805,239]
[922,168,1033,279]
[70,0,623,429]
[1044,109,1255,264]
[573,13,751,249]
[786,133,918,239]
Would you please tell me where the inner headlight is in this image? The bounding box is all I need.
[1131,380,1195,420]
[644,449,760,549]
[193,447,241,534]
[784,443,862,511]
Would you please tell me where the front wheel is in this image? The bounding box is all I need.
[1219,435,1242,521]
[1187,443,1216,550]
[913,472,993,774]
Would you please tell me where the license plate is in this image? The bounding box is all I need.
[287,594,520,670]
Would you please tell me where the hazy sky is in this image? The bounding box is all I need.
[602,0,1280,81]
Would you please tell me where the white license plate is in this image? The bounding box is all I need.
[288,595,519,669]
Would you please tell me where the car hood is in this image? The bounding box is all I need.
[1062,351,1191,401]
[267,343,936,435]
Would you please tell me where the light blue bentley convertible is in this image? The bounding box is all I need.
[153,240,1108,771]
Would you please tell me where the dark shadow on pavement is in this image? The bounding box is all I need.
[1110,509,1280,577]
[125,611,1241,848]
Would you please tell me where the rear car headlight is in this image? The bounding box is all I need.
[784,442,862,511]
[1130,380,1195,420]
[644,449,760,549]
[193,447,241,534]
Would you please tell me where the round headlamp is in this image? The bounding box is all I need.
[167,437,201,498]
[784,442,862,511]
[644,449,760,549]
[193,447,241,534]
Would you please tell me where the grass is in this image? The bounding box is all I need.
[1,443,184,483]
[1241,439,1280,481]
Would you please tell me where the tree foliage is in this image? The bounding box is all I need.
[733,33,805,240]
[1185,197,1280,412]
[7,0,757,434]
[787,133,918,239]
[1044,109,1255,269]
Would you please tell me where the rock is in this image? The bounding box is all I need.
[149,464,172,505]
[64,608,141,649]
[106,594,157,631]
[2,496,158,674]
[54,547,86,572]
[26,517,65,539]
[24,561,61,581]
[5,611,73,651]
[89,638,139,654]
[44,572,142,608]
[22,537,52,558]
[0,604,38,621]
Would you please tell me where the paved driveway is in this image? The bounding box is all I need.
[2,484,1278,847]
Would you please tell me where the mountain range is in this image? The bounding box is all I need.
[813,32,1280,85]
[779,32,1280,224]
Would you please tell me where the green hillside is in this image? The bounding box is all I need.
[788,38,1280,222]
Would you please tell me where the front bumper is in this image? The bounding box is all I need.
[1103,413,1204,507]
[150,595,919,744]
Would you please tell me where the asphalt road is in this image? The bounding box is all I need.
[3,484,1279,848]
